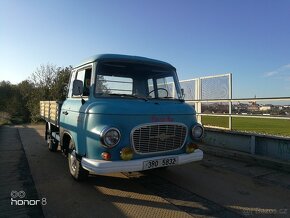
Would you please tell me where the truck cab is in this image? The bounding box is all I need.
[42,54,204,180]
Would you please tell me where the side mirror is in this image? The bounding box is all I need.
[72,80,83,96]
[181,88,185,98]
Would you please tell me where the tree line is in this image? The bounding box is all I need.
[0,64,71,124]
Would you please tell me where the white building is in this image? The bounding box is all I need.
[259,105,272,111]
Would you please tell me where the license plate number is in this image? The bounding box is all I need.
[143,157,178,170]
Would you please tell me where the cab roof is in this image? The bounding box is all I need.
[74,54,175,70]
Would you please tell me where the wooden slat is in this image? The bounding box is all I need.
[40,101,59,125]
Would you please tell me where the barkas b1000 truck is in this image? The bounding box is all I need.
[40,54,204,181]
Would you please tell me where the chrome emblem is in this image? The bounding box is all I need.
[150,133,175,141]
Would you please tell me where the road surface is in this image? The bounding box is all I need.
[0,125,289,217]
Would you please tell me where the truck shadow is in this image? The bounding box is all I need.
[86,170,239,218]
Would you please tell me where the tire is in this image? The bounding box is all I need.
[46,129,58,152]
[68,140,88,181]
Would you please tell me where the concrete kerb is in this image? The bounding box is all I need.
[199,143,290,173]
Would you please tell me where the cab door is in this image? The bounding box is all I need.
[60,65,93,156]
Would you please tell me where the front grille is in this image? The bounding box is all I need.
[132,123,187,154]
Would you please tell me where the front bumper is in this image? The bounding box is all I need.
[81,149,203,174]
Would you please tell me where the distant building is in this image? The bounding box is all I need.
[234,102,248,113]
[260,105,273,111]
[248,101,259,112]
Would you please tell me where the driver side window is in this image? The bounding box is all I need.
[73,68,92,97]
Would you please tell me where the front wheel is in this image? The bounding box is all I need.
[68,140,88,181]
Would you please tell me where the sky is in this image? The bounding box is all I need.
[0,0,290,98]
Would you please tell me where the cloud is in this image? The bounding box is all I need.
[265,71,278,77]
[264,64,290,78]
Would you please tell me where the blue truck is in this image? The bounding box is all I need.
[40,54,204,180]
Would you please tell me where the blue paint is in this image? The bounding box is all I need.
[60,54,202,161]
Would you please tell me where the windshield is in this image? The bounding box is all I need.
[95,61,182,100]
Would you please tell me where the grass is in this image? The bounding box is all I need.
[0,118,9,126]
[201,116,290,137]
[10,116,25,124]
[0,112,11,126]
[0,114,24,126]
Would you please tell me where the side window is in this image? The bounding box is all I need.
[73,68,92,97]
[83,69,92,96]
[67,71,76,98]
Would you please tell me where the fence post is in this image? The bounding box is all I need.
[228,73,232,130]
[250,135,256,154]
[196,78,202,123]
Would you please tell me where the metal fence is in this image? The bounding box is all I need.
[180,73,232,126]
[180,74,290,135]
[180,74,290,163]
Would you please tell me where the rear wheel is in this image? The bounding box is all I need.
[46,128,58,152]
[68,140,88,181]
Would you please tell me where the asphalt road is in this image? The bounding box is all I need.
[1,125,290,218]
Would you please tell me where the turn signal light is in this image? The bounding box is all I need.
[120,147,133,161]
[101,152,111,161]
[186,143,199,153]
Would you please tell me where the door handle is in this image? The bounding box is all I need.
[62,111,68,115]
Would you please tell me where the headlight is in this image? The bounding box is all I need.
[101,127,121,148]
[191,124,204,139]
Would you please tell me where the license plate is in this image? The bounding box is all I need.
[143,157,178,170]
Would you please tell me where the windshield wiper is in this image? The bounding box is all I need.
[156,96,185,102]
[107,93,148,101]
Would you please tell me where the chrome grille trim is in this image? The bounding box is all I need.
[131,122,188,154]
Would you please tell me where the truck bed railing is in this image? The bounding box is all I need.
[40,101,62,127]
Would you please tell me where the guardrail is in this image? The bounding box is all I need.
[186,97,290,167]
